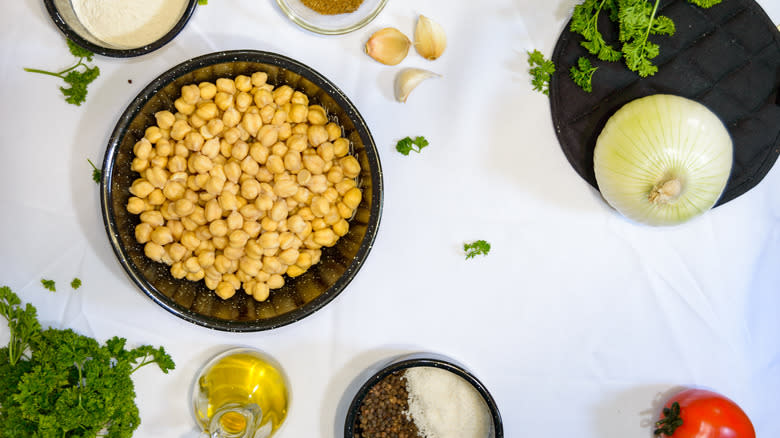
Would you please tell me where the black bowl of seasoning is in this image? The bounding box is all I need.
[44,0,198,57]
[101,50,383,331]
[276,0,388,35]
[345,353,503,438]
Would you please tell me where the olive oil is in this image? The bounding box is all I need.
[193,349,289,437]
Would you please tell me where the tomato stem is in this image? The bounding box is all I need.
[654,402,684,435]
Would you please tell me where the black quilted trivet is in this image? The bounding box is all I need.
[550,0,780,206]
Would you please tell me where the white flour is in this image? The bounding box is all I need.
[72,0,189,49]
[404,367,492,438]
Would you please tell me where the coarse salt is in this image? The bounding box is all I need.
[404,366,492,438]
[72,0,189,49]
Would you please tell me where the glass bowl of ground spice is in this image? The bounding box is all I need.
[43,0,198,57]
[345,354,504,438]
[276,0,388,35]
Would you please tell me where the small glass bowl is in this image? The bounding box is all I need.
[276,0,388,35]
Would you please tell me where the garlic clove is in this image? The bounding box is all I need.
[394,68,441,103]
[414,15,447,60]
[365,28,411,66]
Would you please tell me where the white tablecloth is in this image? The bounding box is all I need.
[1,0,779,436]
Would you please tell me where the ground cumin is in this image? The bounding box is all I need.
[301,0,364,15]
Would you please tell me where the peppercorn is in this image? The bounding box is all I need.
[355,371,421,438]
[300,0,364,15]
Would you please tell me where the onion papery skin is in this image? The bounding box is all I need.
[593,94,733,226]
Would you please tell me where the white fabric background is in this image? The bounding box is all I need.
[0,0,778,436]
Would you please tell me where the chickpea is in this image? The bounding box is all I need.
[130,179,154,198]
[266,155,285,174]
[255,90,274,110]
[241,112,262,137]
[343,187,362,209]
[208,219,227,237]
[336,202,353,219]
[262,256,284,275]
[184,131,205,152]
[307,105,328,125]
[241,155,260,176]
[131,158,149,173]
[307,125,329,147]
[255,167,273,182]
[215,92,234,111]
[231,141,249,161]
[202,138,220,159]
[311,196,330,217]
[174,98,195,115]
[224,161,242,183]
[223,245,244,261]
[226,210,244,230]
[286,265,305,278]
[250,72,267,87]
[199,81,217,100]
[273,179,298,198]
[332,137,350,157]
[303,153,326,174]
[148,189,166,206]
[327,166,343,184]
[236,92,253,112]
[306,174,328,194]
[278,248,299,265]
[270,200,288,222]
[272,85,294,105]
[239,256,262,277]
[139,210,164,227]
[190,154,213,174]
[167,155,187,173]
[167,242,187,263]
[341,156,361,178]
[259,125,278,147]
[243,220,262,238]
[171,262,187,279]
[170,120,192,141]
[195,102,218,121]
[181,84,200,104]
[218,191,239,212]
[155,111,176,130]
[127,197,147,214]
[216,282,236,300]
[144,242,165,262]
[268,274,285,289]
[204,119,225,138]
[318,142,335,163]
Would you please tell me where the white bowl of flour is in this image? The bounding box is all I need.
[44,0,198,57]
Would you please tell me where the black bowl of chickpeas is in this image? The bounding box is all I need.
[100,50,383,331]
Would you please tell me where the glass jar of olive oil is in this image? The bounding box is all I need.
[193,348,290,438]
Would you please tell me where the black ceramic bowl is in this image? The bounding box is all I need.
[44,0,198,57]
[100,50,383,331]
[345,353,503,437]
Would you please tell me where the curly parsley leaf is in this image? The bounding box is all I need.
[464,240,491,260]
[24,39,100,106]
[87,158,102,183]
[527,50,556,95]
[199,0,208,4]
[687,0,722,8]
[570,0,622,61]
[396,136,429,156]
[570,57,598,92]
[0,287,175,437]
[40,279,55,292]
[70,278,82,290]
[0,286,41,366]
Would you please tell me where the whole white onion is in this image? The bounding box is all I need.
[593,94,733,226]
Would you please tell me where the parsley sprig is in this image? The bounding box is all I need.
[527,50,556,95]
[24,39,100,106]
[396,136,429,155]
[570,57,598,92]
[88,159,102,183]
[464,240,491,260]
[0,286,174,437]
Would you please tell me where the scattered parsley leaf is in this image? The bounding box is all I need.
[24,39,100,106]
[688,0,722,7]
[0,286,174,437]
[87,158,102,183]
[40,279,55,292]
[396,136,429,156]
[570,57,598,92]
[464,240,491,260]
[70,278,81,290]
[199,0,208,4]
[527,50,556,95]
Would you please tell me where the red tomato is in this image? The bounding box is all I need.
[655,389,755,438]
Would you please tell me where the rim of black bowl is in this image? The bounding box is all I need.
[344,355,504,437]
[43,0,198,57]
[100,50,383,331]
